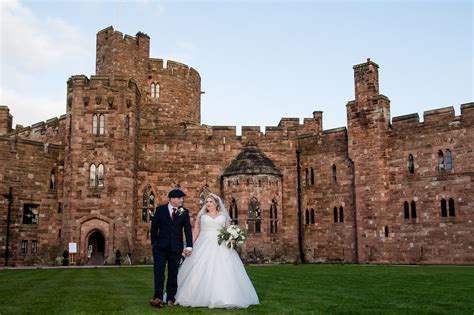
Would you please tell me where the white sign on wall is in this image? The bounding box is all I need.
[69,242,77,254]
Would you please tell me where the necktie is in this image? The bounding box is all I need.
[172,207,177,220]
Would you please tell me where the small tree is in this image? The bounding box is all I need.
[62,250,69,266]
[115,249,121,266]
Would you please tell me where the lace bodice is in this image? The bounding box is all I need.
[200,214,226,231]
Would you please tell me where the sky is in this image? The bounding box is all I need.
[0,0,472,133]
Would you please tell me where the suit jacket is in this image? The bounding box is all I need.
[151,204,193,253]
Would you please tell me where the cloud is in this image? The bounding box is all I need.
[0,87,65,127]
[0,0,89,74]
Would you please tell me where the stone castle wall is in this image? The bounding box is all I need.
[0,28,472,266]
[0,138,64,265]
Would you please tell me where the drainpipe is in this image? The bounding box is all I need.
[3,187,13,266]
[350,159,359,263]
[296,150,305,263]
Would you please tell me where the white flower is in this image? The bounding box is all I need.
[177,207,186,216]
[217,224,247,250]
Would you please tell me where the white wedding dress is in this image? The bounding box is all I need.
[175,214,260,308]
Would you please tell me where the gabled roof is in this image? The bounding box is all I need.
[223,141,282,177]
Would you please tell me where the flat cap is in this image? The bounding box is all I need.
[168,189,186,198]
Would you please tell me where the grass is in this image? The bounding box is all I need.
[0,264,473,314]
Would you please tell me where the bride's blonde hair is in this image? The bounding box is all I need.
[206,193,221,212]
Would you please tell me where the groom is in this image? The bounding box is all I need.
[149,188,193,308]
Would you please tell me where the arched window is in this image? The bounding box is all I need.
[410,201,417,219]
[440,198,447,217]
[339,207,344,223]
[310,208,315,224]
[150,82,160,98]
[305,168,309,186]
[333,207,338,223]
[438,150,445,175]
[384,226,389,237]
[448,198,455,217]
[97,164,104,187]
[199,185,210,210]
[247,197,261,233]
[332,164,337,183]
[142,186,155,223]
[229,198,238,225]
[148,191,155,221]
[150,83,155,98]
[310,167,315,185]
[255,205,262,233]
[404,201,409,219]
[99,114,105,135]
[270,199,278,233]
[305,209,309,225]
[89,164,96,187]
[50,170,55,190]
[142,191,148,223]
[125,115,130,135]
[446,149,452,171]
[408,154,414,175]
[92,114,98,135]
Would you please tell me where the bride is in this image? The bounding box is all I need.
[175,193,260,308]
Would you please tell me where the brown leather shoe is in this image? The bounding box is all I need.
[167,300,175,307]
[149,298,164,308]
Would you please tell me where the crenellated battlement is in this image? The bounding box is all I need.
[67,74,140,93]
[391,113,420,129]
[423,106,454,125]
[5,114,67,145]
[278,118,300,128]
[391,104,472,131]
[148,58,201,81]
[96,26,150,59]
[97,26,150,45]
[154,109,335,144]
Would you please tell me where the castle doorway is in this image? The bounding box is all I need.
[87,230,105,265]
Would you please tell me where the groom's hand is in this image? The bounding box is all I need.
[183,249,192,257]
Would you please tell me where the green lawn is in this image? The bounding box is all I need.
[0,264,473,314]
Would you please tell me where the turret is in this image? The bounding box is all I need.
[346,59,391,263]
[0,106,13,135]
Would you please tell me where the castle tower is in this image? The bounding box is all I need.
[96,26,201,126]
[62,74,141,264]
[347,59,391,263]
[222,142,284,262]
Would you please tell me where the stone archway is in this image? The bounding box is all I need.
[87,230,105,265]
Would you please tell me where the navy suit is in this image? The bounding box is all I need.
[151,204,193,301]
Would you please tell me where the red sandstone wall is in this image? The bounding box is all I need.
[11,116,67,145]
[0,138,64,266]
[384,104,474,264]
[62,75,141,264]
[133,123,302,263]
[299,127,357,263]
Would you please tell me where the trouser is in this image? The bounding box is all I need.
[152,247,182,301]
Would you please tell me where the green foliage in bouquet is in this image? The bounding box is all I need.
[217,224,246,249]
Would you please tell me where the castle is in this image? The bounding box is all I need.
[1,26,473,266]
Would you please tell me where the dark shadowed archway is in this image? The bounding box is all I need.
[87,230,105,265]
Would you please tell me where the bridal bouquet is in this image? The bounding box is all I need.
[217,225,246,250]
